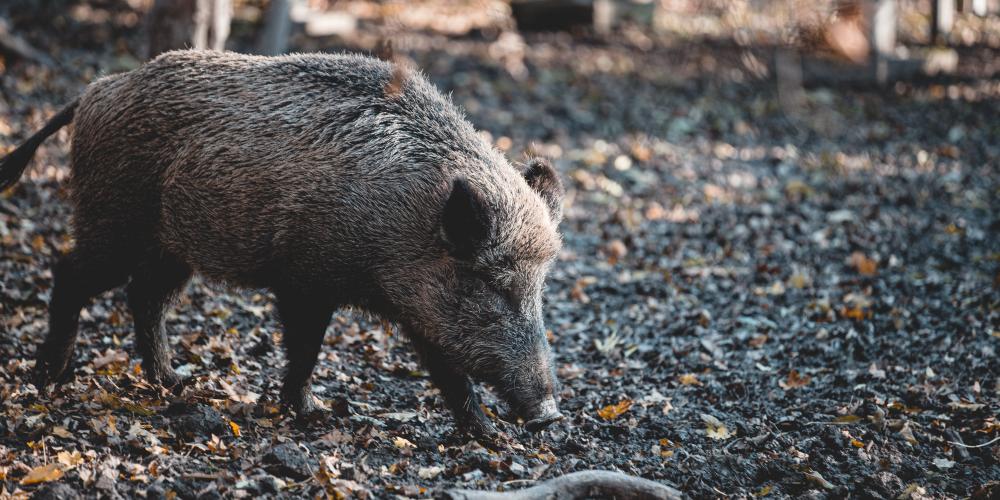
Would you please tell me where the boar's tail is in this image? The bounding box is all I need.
[0,98,79,192]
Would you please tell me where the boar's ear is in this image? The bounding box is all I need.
[523,158,564,224]
[442,177,492,260]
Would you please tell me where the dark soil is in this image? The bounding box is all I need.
[1,1,998,498]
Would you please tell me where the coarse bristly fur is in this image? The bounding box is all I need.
[0,50,567,439]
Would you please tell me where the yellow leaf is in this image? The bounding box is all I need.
[229,421,241,438]
[20,463,63,485]
[51,426,72,439]
[701,413,732,440]
[677,373,701,386]
[850,439,864,448]
[839,306,870,321]
[56,451,84,469]
[393,436,415,449]
[833,415,861,423]
[597,400,633,420]
[755,485,772,497]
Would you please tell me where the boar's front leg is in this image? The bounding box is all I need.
[126,252,192,388]
[275,293,333,414]
[412,338,499,439]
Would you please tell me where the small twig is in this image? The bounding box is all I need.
[947,436,999,449]
[184,472,221,480]
[945,429,971,460]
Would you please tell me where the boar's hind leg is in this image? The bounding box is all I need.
[412,339,499,439]
[34,249,131,387]
[275,294,333,414]
[126,252,192,388]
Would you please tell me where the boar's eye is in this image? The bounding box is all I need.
[441,178,492,260]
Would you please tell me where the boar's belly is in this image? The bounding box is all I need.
[158,173,290,286]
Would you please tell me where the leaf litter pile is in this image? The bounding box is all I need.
[1,1,999,498]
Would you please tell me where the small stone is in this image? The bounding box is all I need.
[168,403,228,440]
[32,483,81,500]
[263,443,311,479]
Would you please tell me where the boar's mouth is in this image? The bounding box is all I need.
[522,397,564,432]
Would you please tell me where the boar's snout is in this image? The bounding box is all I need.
[523,397,563,432]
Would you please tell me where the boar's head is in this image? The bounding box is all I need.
[408,158,565,432]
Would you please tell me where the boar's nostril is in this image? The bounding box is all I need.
[523,397,563,432]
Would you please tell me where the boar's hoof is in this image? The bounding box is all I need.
[32,356,75,390]
[462,419,500,440]
[147,369,185,391]
[282,391,323,418]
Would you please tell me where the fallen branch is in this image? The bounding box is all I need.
[439,470,682,500]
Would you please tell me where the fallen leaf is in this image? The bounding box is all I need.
[898,423,918,445]
[677,373,701,386]
[850,251,878,276]
[229,421,241,438]
[56,451,84,469]
[393,437,416,449]
[701,413,732,440]
[779,370,811,389]
[840,305,870,321]
[932,458,955,470]
[51,426,73,439]
[804,470,834,489]
[92,349,128,369]
[606,239,627,264]
[850,438,864,448]
[20,463,63,485]
[947,401,984,411]
[597,400,633,421]
[418,466,442,479]
[833,415,861,423]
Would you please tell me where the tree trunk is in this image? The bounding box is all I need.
[148,0,231,58]
[257,0,292,56]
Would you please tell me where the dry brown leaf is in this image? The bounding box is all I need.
[840,305,870,321]
[597,400,633,420]
[606,240,627,264]
[779,370,811,390]
[677,373,701,386]
[51,426,73,439]
[850,251,878,276]
[92,349,128,369]
[20,463,63,485]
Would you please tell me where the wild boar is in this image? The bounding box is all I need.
[0,50,566,437]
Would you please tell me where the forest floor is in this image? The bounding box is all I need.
[1,1,998,499]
